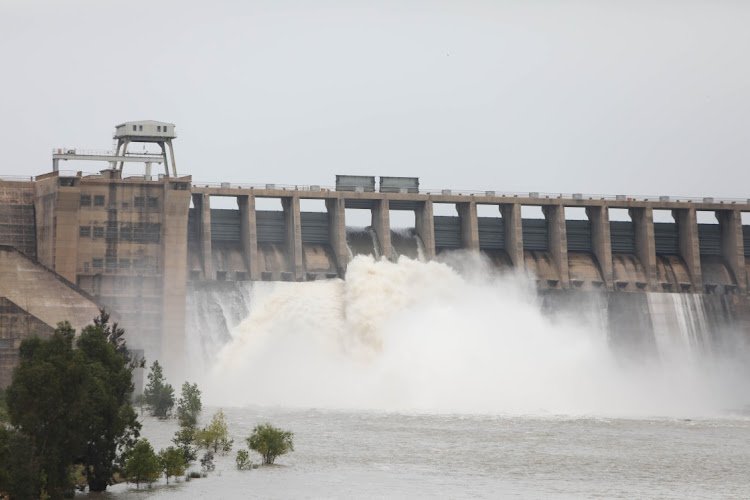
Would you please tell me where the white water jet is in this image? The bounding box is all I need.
[197,255,750,417]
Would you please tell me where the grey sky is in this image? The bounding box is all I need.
[1,0,749,207]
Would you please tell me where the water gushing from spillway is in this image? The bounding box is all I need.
[186,254,750,417]
[345,226,425,260]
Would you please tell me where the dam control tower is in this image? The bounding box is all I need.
[114,121,178,177]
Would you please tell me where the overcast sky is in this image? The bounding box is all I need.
[1,0,749,206]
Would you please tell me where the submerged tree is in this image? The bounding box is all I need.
[158,446,186,484]
[171,382,202,467]
[196,409,233,454]
[200,451,216,473]
[246,423,294,465]
[235,449,252,470]
[124,439,160,489]
[144,360,174,418]
[176,382,202,428]
[172,425,198,466]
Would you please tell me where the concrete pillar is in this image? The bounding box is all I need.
[238,195,260,280]
[54,188,81,282]
[543,205,569,288]
[500,203,524,270]
[630,207,657,290]
[716,209,746,292]
[586,205,614,290]
[193,193,214,280]
[372,199,393,260]
[33,176,59,270]
[415,200,436,260]
[674,208,702,291]
[326,198,349,275]
[160,182,191,380]
[282,196,304,280]
[166,140,177,177]
[457,201,479,251]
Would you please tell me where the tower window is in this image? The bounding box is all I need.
[132,125,137,131]
[139,125,143,131]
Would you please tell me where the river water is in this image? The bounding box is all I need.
[103,255,750,498]
[102,408,750,499]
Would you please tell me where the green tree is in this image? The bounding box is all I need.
[196,409,233,454]
[124,439,160,489]
[172,426,198,466]
[0,426,41,499]
[247,423,294,465]
[144,360,174,418]
[4,313,141,495]
[158,446,186,484]
[6,323,87,498]
[235,449,252,470]
[75,314,141,491]
[176,382,202,428]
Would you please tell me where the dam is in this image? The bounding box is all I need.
[1,121,750,382]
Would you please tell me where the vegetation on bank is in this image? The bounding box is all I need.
[0,313,141,498]
[0,311,295,498]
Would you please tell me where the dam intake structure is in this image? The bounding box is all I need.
[1,121,750,383]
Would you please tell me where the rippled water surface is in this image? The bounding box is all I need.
[98,407,750,499]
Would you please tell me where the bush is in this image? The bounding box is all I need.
[246,423,294,465]
[235,449,252,470]
[200,451,215,473]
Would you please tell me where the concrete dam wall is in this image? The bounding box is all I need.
[186,189,747,297]
[3,169,750,379]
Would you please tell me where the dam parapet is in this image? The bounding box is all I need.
[188,182,750,296]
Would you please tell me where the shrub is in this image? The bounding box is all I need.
[235,449,252,470]
[200,451,215,473]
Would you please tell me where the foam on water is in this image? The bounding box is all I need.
[192,254,750,417]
